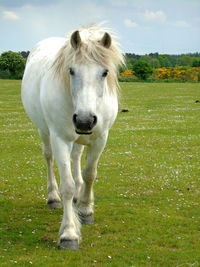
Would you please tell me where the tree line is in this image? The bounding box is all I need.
[124,52,200,70]
[0,50,200,80]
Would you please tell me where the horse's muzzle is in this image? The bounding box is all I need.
[73,113,97,135]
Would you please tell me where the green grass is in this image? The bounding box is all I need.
[0,80,200,266]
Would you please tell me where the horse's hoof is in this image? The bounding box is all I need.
[47,200,62,209]
[58,239,79,251]
[79,213,94,225]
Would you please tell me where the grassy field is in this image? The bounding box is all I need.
[0,80,200,266]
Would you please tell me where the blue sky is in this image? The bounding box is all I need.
[0,0,199,54]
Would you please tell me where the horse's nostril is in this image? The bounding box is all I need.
[93,115,97,126]
[73,114,77,124]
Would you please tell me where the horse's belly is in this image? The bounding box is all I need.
[21,70,48,133]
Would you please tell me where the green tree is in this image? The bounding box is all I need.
[20,51,30,59]
[0,51,26,79]
[151,58,160,68]
[140,55,160,68]
[177,56,193,66]
[158,55,171,67]
[132,60,153,80]
[192,59,200,67]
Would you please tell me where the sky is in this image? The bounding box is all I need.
[0,0,200,55]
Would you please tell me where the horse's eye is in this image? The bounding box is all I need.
[69,68,75,75]
[102,69,108,77]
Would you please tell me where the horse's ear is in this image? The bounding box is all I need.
[101,32,112,48]
[71,30,81,49]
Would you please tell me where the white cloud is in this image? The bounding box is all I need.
[124,19,138,28]
[0,0,198,54]
[3,11,20,20]
[174,20,190,28]
[143,10,166,23]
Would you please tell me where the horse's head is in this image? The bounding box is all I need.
[70,30,112,135]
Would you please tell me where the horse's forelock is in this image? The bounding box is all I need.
[52,25,125,94]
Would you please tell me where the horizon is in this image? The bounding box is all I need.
[1,51,200,57]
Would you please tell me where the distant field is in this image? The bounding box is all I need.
[0,80,200,266]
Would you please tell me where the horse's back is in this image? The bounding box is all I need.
[21,37,66,133]
[27,37,65,64]
[25,37,66,76]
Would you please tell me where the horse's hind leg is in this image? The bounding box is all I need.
[39,130,61,209]
[72,143,84,204]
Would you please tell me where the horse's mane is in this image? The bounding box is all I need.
[53,24,125,95]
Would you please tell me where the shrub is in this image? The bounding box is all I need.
[192,60,200,67]
[132,60,153,80]
[0,51,25,79]
[120,70,134,76]
[0,69,12,79]
[155,66,200,82]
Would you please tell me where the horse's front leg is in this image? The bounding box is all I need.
[50,134,81,250]
[72,143,84,204]
[78,134,108,225]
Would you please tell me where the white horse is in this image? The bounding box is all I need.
[21,24,124,250]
